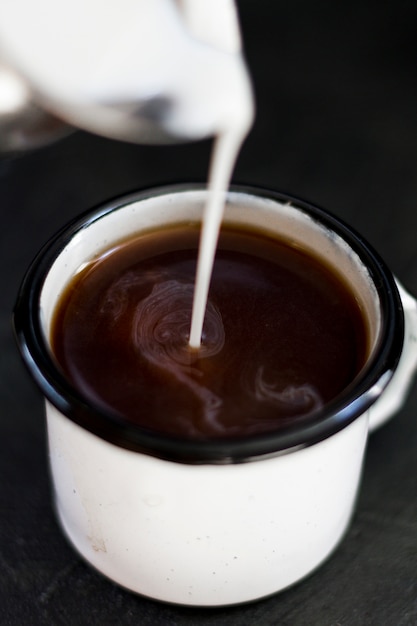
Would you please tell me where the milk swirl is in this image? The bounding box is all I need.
[132,279,225,431]
[251,367,323,413]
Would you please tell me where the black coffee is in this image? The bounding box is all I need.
[51,223,368,439]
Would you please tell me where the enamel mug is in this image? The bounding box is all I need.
[13,185,417,606]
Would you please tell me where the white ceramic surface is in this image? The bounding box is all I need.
[47,401,368,606]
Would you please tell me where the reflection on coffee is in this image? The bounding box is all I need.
[51,223,368,440]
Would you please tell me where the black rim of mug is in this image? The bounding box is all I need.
[13,184,404,464]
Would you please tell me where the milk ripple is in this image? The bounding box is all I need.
[132,279,225,431]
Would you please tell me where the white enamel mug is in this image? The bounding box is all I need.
[13,185,417,606]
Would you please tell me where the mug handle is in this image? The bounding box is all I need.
[369,279,417,432]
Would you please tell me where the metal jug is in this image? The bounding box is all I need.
[0,0,251,151]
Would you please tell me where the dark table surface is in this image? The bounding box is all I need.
[2,2,417,625]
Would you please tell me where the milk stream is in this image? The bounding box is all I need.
[189,129,250,348]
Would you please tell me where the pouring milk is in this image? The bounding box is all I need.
[0,0,254,347]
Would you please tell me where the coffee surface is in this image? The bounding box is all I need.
[51,225,367,439]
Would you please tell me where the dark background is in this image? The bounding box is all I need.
[1,2,417,624]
